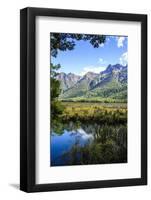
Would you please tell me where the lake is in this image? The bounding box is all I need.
[50,121,127,166]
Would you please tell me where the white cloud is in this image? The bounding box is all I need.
[99,58,103,63]
[79,66,106,76]
[119,52,128,66]
[77,129,94,140]
[98,57,106,64]
[116,36,125,48]
[99,43,104,47]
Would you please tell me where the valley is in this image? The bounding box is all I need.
[57,64,127,103]
[50,33,128,166]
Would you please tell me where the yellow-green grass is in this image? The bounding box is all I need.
[60,102,127,124]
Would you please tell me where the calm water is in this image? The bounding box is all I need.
[50,121,127,166]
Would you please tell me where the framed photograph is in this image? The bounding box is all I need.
[20,7,147,192]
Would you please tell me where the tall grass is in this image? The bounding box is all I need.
[60,102,127,125]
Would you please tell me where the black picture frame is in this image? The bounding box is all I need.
[20,7,147,192]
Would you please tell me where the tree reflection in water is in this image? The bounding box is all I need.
[51,119,127,166]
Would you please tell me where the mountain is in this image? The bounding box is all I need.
[56,72,81,91]
[89,64,127,89]
[57,64,127,102]
[60,72,99,99]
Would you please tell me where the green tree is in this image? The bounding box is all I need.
[51,33,106,57]
[51,63,64,117]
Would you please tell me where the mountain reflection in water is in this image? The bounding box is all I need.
[50,121,127,166]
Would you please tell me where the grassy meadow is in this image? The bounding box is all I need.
[60,101,127,125]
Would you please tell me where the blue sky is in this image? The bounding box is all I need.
[51,35,128,75]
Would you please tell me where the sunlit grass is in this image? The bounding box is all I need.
[60,102,127,124]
